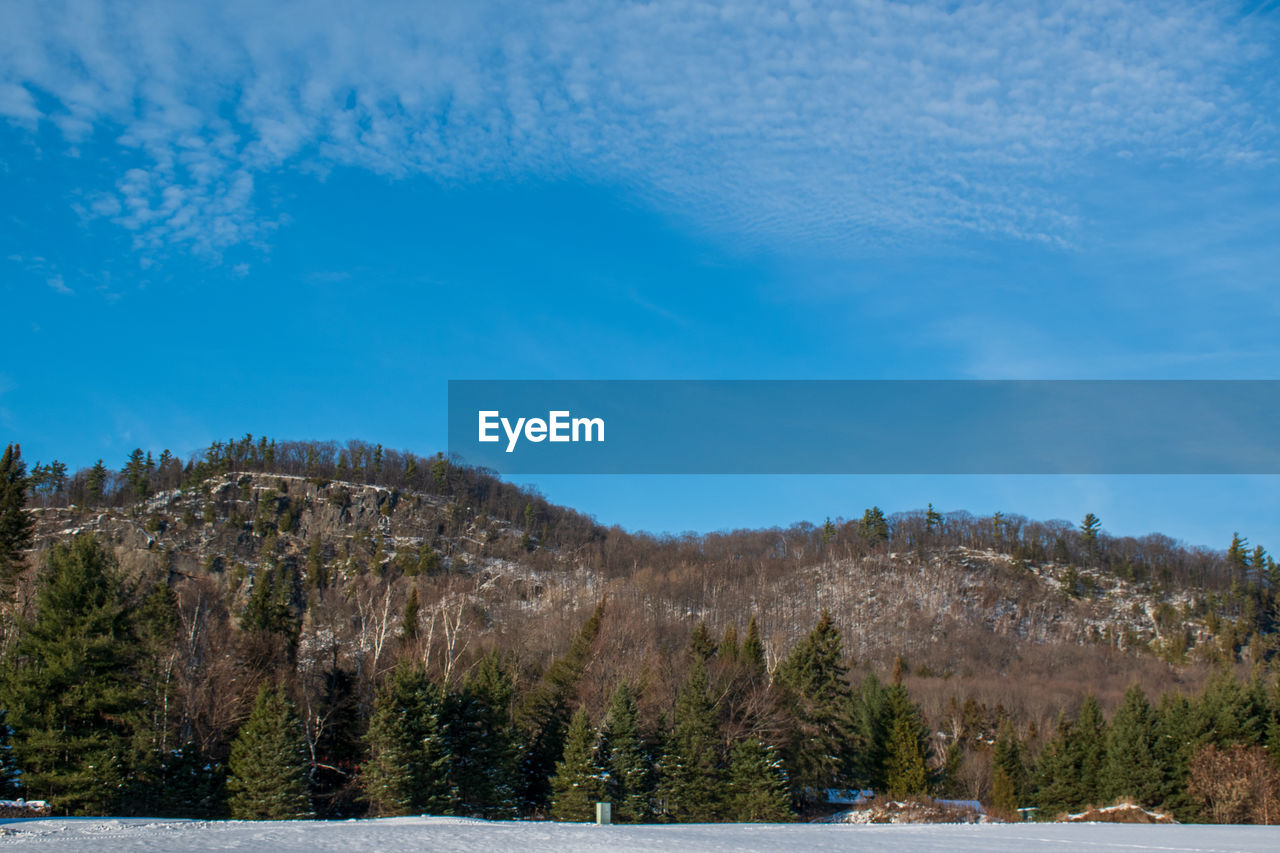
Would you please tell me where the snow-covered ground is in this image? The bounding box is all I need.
[1,816,1276,852]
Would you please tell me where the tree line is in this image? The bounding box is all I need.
[1,533,1278,822]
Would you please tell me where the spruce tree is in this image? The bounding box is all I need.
[447,652,519,818]
[1032,715,1078,817]
[775,611,856,801]
[990,721,1027,813]
[1,536,137,815]
[227,684,313,819]
[0,443,33,592]
[740,616,766,678]
[550,707,604,821]
[85,459,108,503]
[854,673,893,790]
[1073,695,1107,806]
[363,665,454,816]
[885,714,930,799]
[656,658,723,822]
[726,739,792,822]
[858,507,889,542]
[601,683,651,822]
[1103,684,1160,806]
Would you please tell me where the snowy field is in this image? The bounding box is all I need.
[1,817,1278,852]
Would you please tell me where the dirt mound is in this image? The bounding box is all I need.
[1063,803,1177,824]
[833,799,988,824]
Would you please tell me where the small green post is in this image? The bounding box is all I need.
[596,802,612,825]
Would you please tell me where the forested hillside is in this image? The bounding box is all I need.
[1,438,1278,823]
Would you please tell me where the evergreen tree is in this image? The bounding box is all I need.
[400,587,420,643]
[227,684,313,819]
[1103,684,1160,806]
[656,658,723,822]
[1151,692,1198,820]
[363,665,454,816]
[1073,696,1107,806]
[775,611,856,801]
[854,673,893,790]
[719,624,740,665]
[447,652,519,818]
[990,721,1027,813]
[1,536,137,814]
[740,616,766,678]
[85,459,108,503]
[601,683,651,822]
[515,599,606,815]
[0,443,33,591]
[550,707,604,821]
[884,714,929,798]
[687,621,717,660]
[1081,513,1101,556]
[123,448,150,502]
[925,503,943,532]
[880,712,931,799]
[1226,532,1250,575]
[1032,714,1078,817]
[726,739,792,822]
[858,507,889,543]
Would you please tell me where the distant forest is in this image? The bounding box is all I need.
[1,438,1277,823]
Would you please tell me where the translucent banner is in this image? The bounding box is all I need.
[447,380,1280,474]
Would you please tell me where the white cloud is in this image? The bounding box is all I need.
[1,0,1276,254]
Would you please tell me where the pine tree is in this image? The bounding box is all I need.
[726,739,792,822]
[990,721,1027,813]
[85,459,108,503]
[656,658,723,822]
[1,536,138,814]
[688,621,717,660]
[925,503,943,532]
[1032,714,1077,817]
[400,587,420,643]
[884,714,929,799]
[775,611,856,801]
[1073,695,1107,806]
[858,507,889,542]
[1103,684,1160,806]
[1226,532,1250,575]
[854,673,892,790]
[0,443,34,592]
[227,684,313,820]
[123,448,150,502]
[1081,513,1101,557]
[550,707,604,821]
[601,683,651,822]
[740,616,765,678]
[363,665,454,816]
[447,652,519,818]
[516,599,605,815]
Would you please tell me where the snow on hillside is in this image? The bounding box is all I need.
[1,817,1277,852]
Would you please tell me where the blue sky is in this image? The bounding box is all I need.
[3,0,1279,550]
